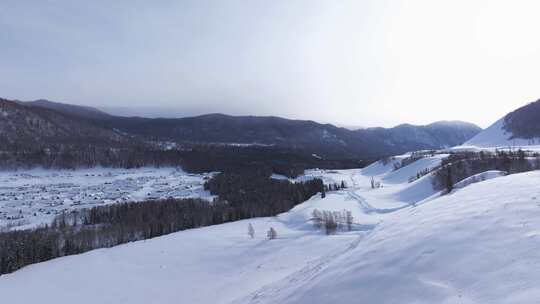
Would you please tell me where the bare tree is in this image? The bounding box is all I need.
[311,209,353,234]
[267,227,277,240]
[345,210,353,231]
[248,223,255,239]
[312,209,323,229]
[323,211,337,235]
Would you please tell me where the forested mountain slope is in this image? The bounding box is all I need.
[23,99,480,158]
[0,98,126,149]
[20,99,112,120]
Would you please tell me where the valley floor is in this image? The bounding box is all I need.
[1,155,540,303]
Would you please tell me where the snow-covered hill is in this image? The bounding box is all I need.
[250,171,540,304]
[1,157,538,303]
[462,118,540,149]
[462,100,540,149]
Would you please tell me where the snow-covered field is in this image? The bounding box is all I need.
[0,168,215,229]
[4,154,537,303]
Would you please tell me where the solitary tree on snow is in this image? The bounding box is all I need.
[267,227,277,240]
[248,223,255,239]
[312,209,323,229]
[445,166,453,193]
[345,210,353,231]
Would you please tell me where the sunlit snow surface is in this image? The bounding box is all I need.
[2,157,538,304]
[0,168,215,229]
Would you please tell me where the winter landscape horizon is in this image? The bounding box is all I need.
[3,1,540,303]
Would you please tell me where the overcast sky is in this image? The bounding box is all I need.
[2,0,540,128]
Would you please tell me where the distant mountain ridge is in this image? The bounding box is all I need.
[0,98,126,149]
[361,120,482,150]
[20,99,112,120]
[6,98,482,158]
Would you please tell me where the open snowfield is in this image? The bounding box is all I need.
[0,168,214,229]
[2,156,540,303]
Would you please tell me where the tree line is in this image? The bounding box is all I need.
[432,149,540,193]
[0,145,185,170]
[204,171,324,217]
[311,209,354,234]
[1,144,364,179]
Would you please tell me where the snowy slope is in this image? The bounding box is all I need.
[360,155,405,177]
[249,172,540,304]
[1,159,537,304]
[462,118,540,149]
[354,154,447,209]
[453,170,507,189]
[382,154,448,184]
[0,191,369,304]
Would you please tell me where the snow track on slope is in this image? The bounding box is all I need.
[348,190,408,214]
[231,228,375,304]
[233,172,389,304]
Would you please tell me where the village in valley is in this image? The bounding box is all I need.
[0,168,215,229]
